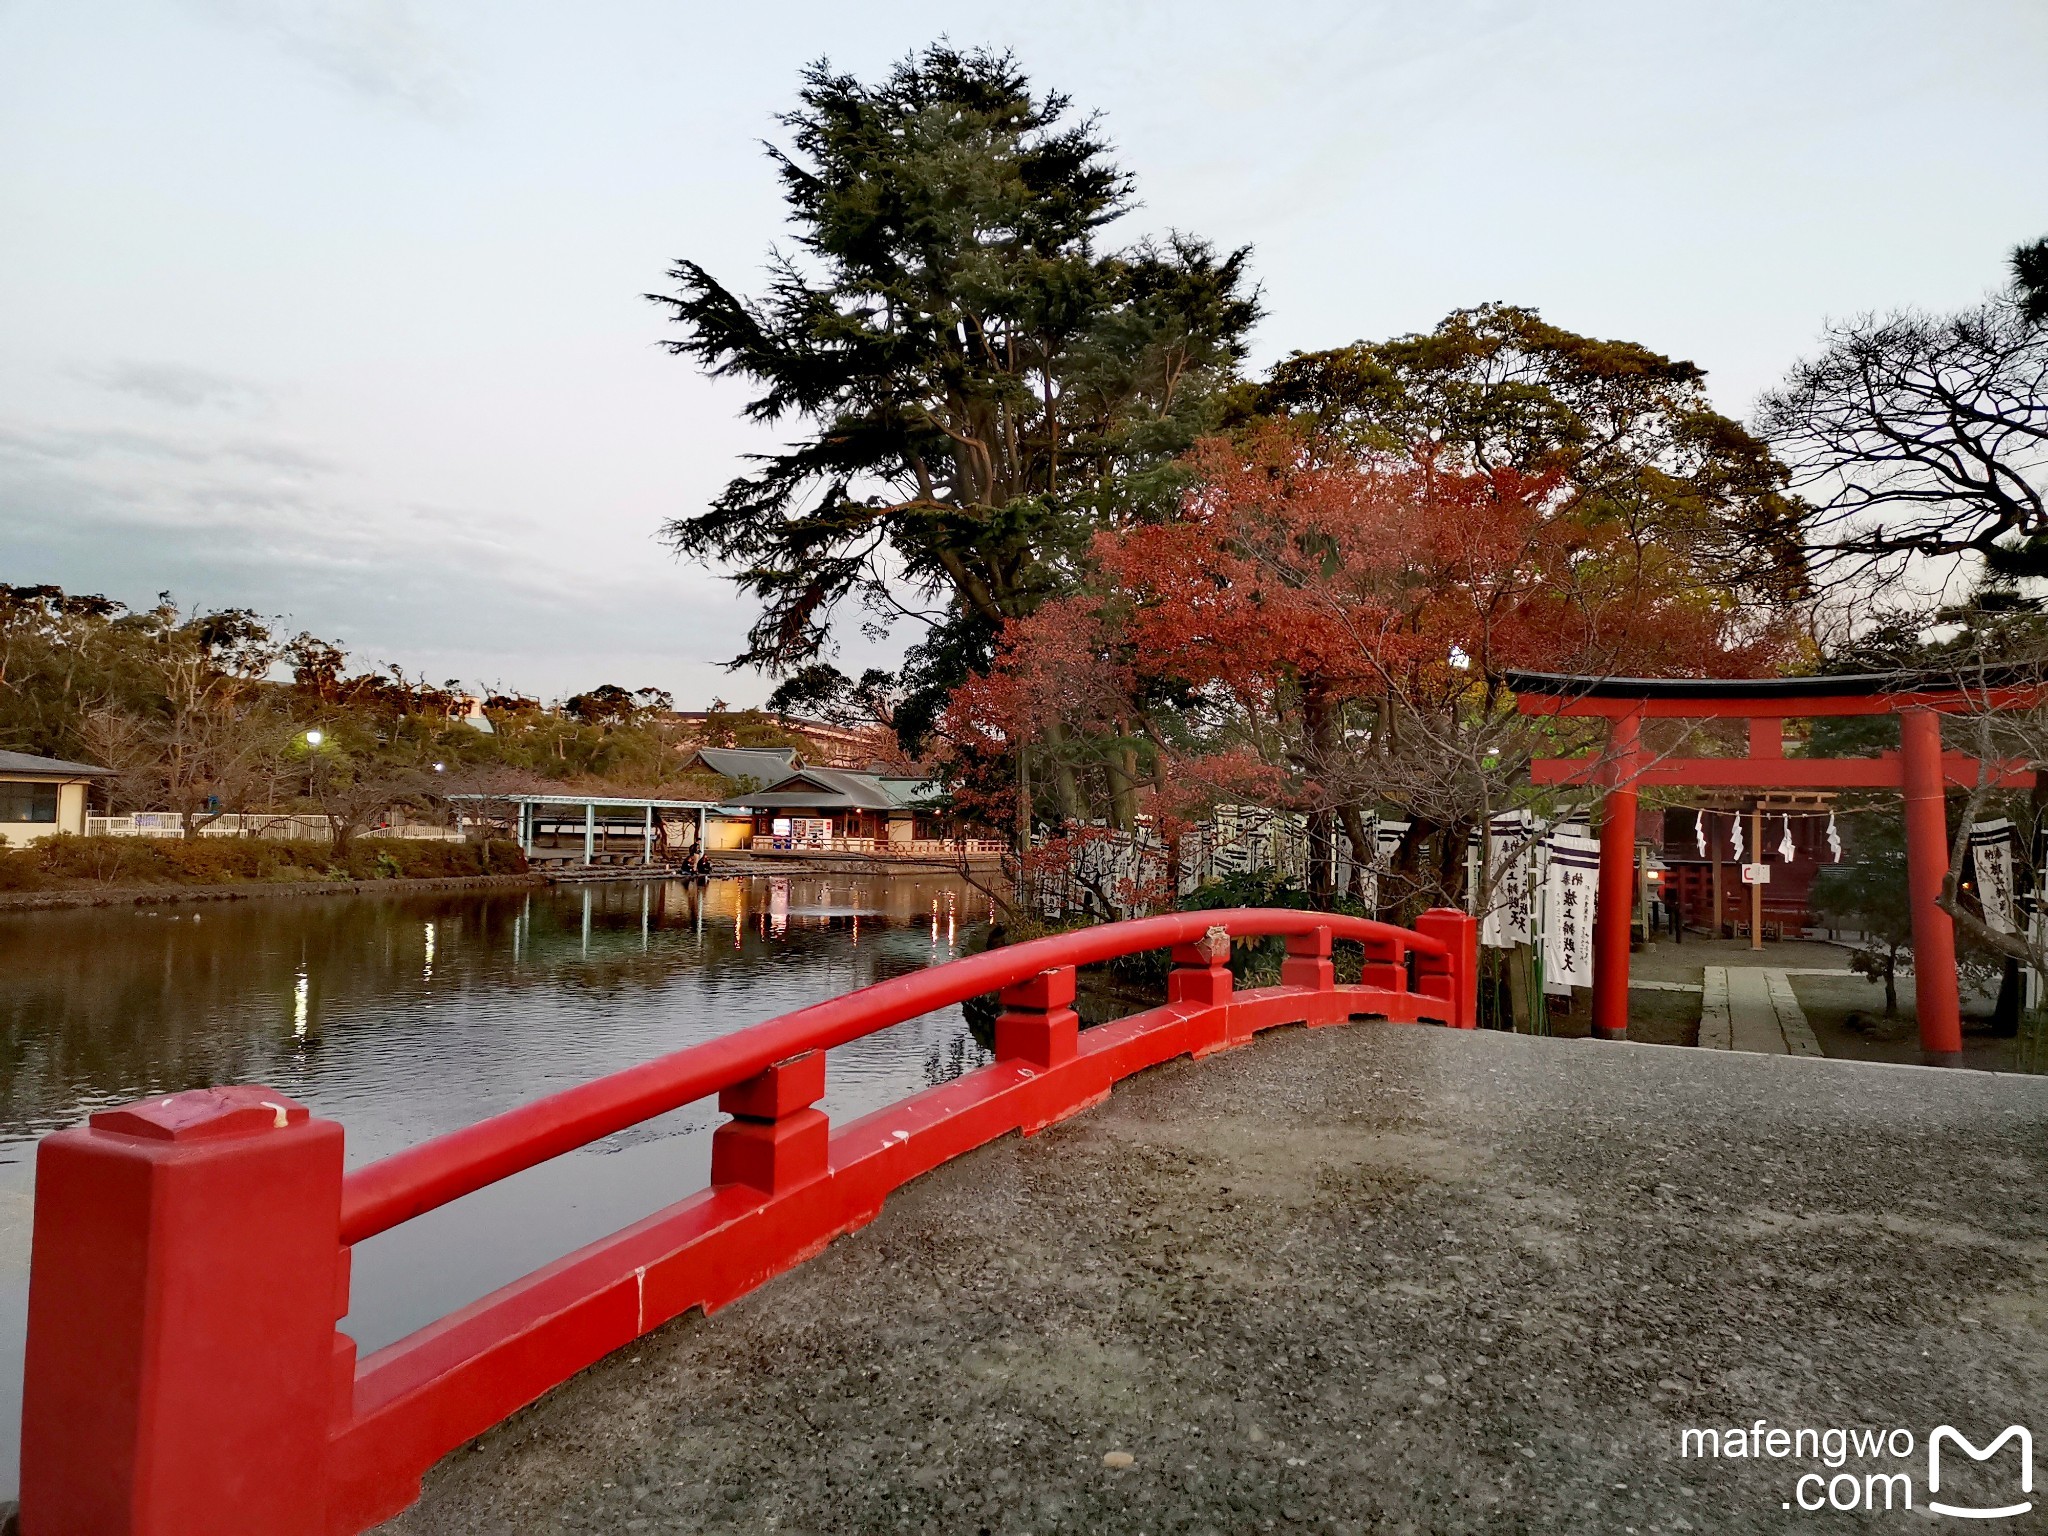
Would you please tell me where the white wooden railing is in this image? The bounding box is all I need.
[747,835,1006,858]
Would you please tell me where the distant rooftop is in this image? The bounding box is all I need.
[686,746,802,783]
[0,749,112,778]
[733,766,945,813]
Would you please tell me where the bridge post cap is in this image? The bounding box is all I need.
[1172,925,1232,967]
[719,1050,826,1119]
[1283,924,1333,957]
[1000,965,1077,1010]
[89,1085,310,1143]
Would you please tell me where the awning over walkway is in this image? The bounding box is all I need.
[448,793,730,864]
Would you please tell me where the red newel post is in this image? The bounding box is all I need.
[711,1050,829,1194]
[995,966,1079,1068]
[1167,924,1233,1006]
[1280,924,1335,991]
[1414,908,1479,1028]
[20,1085,345,1536]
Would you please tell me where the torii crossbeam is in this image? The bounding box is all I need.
[1507,670,2041,1059]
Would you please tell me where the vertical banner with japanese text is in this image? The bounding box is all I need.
[1542,830,1600,994]
[1971,818,2017,934]
[1481,809,1537,949]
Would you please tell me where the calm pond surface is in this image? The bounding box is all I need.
[0,872,995,1494]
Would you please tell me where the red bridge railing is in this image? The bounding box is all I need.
[19,906,1475,1535]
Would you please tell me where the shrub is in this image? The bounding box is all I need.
[13,834,527,888]
[0,847,48,890]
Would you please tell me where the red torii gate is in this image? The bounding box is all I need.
[1507,670,2040,1059]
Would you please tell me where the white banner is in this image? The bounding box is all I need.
[1542,830,1600,995]
[1481,809,1537,949]
[1971,818,2017,934]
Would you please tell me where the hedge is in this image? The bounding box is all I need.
[0,836,528,892]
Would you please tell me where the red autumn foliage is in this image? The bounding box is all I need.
[943,421,1797,863]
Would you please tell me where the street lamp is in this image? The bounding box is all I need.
[304,729,324,747]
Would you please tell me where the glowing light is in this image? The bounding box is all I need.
[304,729,324,746]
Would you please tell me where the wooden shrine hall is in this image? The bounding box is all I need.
[1507,669,2041,1061]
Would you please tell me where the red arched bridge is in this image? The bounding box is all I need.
[18,906,1476,1536]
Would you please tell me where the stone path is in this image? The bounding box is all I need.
[1699,967,1825,1056]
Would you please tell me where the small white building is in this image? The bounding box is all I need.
[0,750,113,847]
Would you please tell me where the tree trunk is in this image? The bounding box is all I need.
[1302,691,1338,904]
[1104,742,1139,832]
[1339,805,1374,903]
[1014,742,1032,857]
[1883,959,1897,1018]
[1042,722,1083,825]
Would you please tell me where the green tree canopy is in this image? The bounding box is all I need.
[2015,235,2048,328]
[1261,303,1809,606]
[650,44,1260,744]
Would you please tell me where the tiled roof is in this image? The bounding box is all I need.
[688,747,801,784]
[0,749,112,777]
[735,767,905,811]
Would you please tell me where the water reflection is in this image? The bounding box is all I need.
[0,872,992,1496]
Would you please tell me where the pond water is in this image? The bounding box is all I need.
[0,872,997,1496]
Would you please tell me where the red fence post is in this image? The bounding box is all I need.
[1169,925,1235,1055]
[1414,908,1479,1028]
[1280,924,1334,991]
[20,1086,344,1536]
[995,966,1079,1068]
[711,1050,829,1194]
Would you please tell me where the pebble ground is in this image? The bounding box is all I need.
[385,1025,2048,1534]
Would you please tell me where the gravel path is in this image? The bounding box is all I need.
[385,1025,2048,1534]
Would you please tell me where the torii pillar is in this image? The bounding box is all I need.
[1513,667,2039,1064]
[1592,708,1641,1041]
[1899,708,1962,1055]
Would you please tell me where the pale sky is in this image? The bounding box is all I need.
[2,0,2043,705]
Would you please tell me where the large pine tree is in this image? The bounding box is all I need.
[652,45,1259,747]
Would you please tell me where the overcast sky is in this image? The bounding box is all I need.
[2,1,2043,705]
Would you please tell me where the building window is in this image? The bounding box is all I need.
[0,783,59,823]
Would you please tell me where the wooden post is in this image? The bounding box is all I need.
[1749,805,1764,950]
[1636,844,1650,939]
[1710,817,1725,939]
[1507,940,1533,1030]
